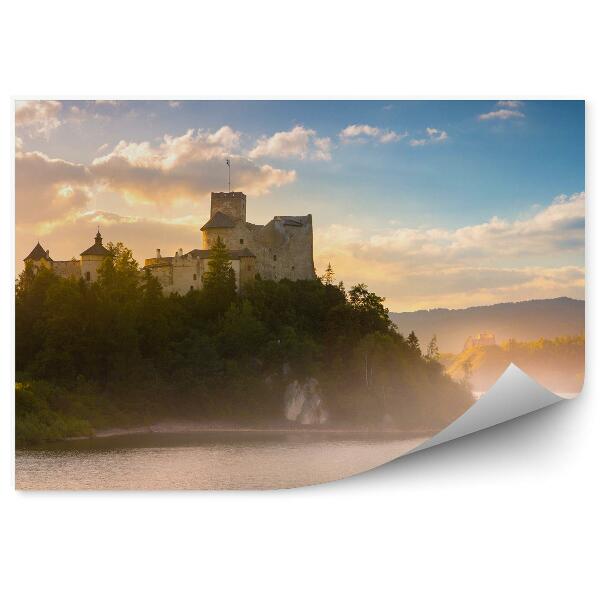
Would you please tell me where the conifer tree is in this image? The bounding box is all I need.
[425,334,440,361]
[407,330,421,355]
[322,262,335,285]
[202,236,236,310]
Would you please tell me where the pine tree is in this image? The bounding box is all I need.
[407,330,421,355]
[425,334,440,361]
[202,236,236,310]
[322,262,335,285]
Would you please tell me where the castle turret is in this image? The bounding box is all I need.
[24,242,53,272]
[80,229,110,282]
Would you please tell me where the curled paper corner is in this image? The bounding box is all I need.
[410,363,569,454]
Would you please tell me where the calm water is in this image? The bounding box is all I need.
[15,431,427,490]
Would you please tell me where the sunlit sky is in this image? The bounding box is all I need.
[15,100,584,311]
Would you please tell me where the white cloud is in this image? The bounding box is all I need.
[497,100,524,108]
[339,124,406,144]
[15,100,63,138]
[409,127,449,147]
[315,192,584,310]
[478,108,525,121]
[91,127,295,204]
[249,126,332,161]
[168,101,181,108]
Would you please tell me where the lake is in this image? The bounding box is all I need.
[15,431,428,490]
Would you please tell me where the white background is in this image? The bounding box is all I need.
[0,1,597,598]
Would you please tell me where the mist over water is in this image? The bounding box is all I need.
[15,431,426,490]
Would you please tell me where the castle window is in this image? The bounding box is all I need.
[193,273,197,280]
[273,254,277,261]
[240,238,244,245]
[85,271,90,281]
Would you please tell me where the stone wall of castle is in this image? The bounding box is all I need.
[211,192,247,221]
[80,255,105,283]
[144,252,243,295]
[202,215,315,282]
[52,260,81,278]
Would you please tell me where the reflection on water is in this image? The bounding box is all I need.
[15,431,427,490]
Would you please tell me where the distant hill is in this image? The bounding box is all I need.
[390,297,584,353]
[442,335,584,394]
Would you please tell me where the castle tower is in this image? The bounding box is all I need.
[24,242,53,272]
[210,191,246,222]
[80,229,110,283]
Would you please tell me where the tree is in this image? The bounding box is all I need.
[348,283,393,334]
[97,241,140,300]
[407,330,421,355]
[202,236,237,313]
[425,334,440,362]
[322,262,335,285]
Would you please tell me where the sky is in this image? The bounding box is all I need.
[15,99,585,311]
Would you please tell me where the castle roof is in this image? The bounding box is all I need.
[24,242,52,262]
[200,211,235,230]
[185,247,255,259]
[81,231,111,257]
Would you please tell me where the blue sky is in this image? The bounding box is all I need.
[15,100,585,309]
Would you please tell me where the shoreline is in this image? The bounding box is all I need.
[67,420,440,441]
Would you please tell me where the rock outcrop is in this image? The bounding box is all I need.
[284,378,328,425]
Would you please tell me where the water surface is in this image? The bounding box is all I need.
[16,431,427,490]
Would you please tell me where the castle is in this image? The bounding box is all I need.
[463,332,496,351]
[24,191,316,293]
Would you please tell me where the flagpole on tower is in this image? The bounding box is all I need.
[226,158,231,192]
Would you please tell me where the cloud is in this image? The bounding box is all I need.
[339,124,406,144]
[249,126,332,161]
[478,109,525,121]
[479,101,526,121]
[497,100,524,108]
[15,100,63,138]
[168,101,181,108]
[409,127,448,147]
[91,127,295,205]
[16,150,93,226]
[315,192,584,310]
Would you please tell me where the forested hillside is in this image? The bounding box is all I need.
[15,239,472,446]
[442,335,584,394]
[391,298,584,353]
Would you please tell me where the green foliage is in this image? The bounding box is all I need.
[202,236,237,315]
[15,243,473,444]
[15,380,93,446]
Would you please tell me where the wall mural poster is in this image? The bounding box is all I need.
[14,99,585,490]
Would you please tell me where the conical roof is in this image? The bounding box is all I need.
[24,242,51,261]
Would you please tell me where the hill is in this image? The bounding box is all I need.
[15,243,472,446]
[391,297,584,353]
[442,335,584,394]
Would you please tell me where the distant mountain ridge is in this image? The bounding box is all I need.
[390,297,584,353]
